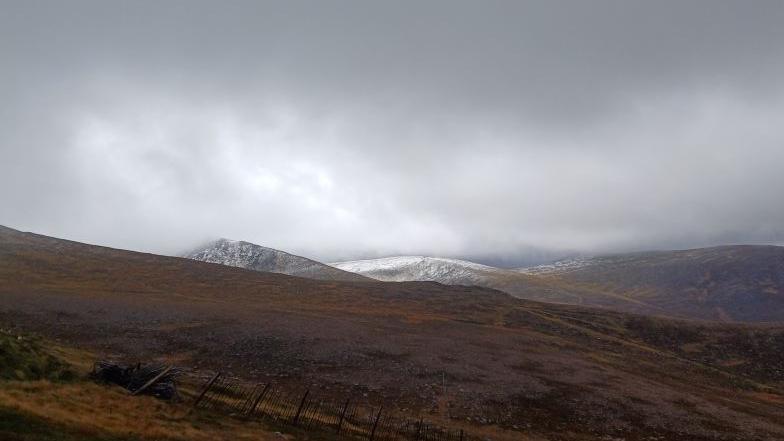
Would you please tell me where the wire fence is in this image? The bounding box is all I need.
[193,373,474,441]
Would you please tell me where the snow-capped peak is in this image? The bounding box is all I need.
[183,238,369,282]
[330,255,503,284]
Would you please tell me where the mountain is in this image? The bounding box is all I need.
[183,238,370,282]
[2,225,784,440]
[330,256,507,284]
[331,256,651,310]
[519,245,784,322]
[333,247,784,322]
[330,255,573,300]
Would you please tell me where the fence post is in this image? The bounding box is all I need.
[247,383,270,417]
[292,389,310,425]
[192,372,221,408]
[336,398,350,434]
[369,406,383,441]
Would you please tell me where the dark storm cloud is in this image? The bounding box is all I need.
[2,1,784,262]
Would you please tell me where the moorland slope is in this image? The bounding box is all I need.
[2,226,783,440]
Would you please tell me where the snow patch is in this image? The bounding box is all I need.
[517,257,593,275]
[330,256,503,285]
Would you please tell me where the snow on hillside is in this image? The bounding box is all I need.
[517,257,594,275]
[186,239,274,269]
[330,256,505,285]
[184,239,368,282]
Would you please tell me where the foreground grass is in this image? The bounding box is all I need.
[0,380,286,441]
[0,405,138,441]
[0,330,285,441]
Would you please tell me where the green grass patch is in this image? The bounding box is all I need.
[0,331,75,381]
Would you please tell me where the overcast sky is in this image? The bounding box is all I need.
[2,1,784,264]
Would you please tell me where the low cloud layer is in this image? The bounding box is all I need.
[2,1,784,264]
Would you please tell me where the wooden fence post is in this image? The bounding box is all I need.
[336,398,350,434]
[292,389,309,425]
[369,406,383,441]
[190,372,469,441]
[192,372,221,408]
[247,383,270,417]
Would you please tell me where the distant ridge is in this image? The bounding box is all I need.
[330,255,595,306]
[518,245,784,322]
[330,256,504,284]
[4,223,783,322]
[333,247,784,322]
[184,238,371,282]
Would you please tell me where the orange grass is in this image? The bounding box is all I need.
[0,380,280,441]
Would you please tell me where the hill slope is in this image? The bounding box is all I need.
[334,248,784,322]
[521,246,784,322]
[329,255,678,318]
[184,238,370,282]
[3,225,784,440]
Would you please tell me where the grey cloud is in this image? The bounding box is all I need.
[2,1,784,264]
